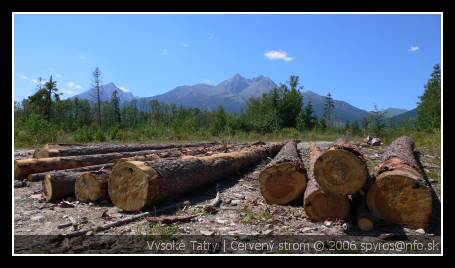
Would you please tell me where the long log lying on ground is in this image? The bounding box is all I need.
[75,169,111,202]
[27,163,114,182]
[15,149,169,179]
[367,136,432,229]
[259,141,307,205]
[303,142,350,221]
[313,138,368,195]
[108,143,283,211]
[33,141,219,158]
[43,172,83,202]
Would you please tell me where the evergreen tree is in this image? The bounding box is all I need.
[416,64,441,131]
[91,67,102,127]
[111,90,122,125]
[323,92,335,128]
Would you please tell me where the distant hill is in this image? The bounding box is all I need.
[72,74,409,123]
[381,108,408,118]
[72,82,135,104]
[390,108,417,123]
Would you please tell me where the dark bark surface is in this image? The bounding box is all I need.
[43,172,81,202]
[34,141,219,158]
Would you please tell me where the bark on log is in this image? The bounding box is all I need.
[108,143,283,211]
[42,172,82,202]
[367,136,432,229]
[259,141,307,205]
[75,169,111,202]
[27,163,114,182]
[33,141,219,158]
[303,142,350,221]
[15,149,164,179]
[312,138,368,195]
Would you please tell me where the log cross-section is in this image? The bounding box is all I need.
[108,143,283,211]
[313,138,368,195]
[303,142,350,221]
[75,169,111,202]
[259,141,307,205]
[367,136,432,229]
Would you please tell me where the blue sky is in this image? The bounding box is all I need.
[14,13,441,110]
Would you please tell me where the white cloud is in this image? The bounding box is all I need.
[118,86,130,92]
[264,50,294,61]
[202,79,211,84]
[408,46,420,52]
[31,78,47,85]
[50,68,55,72]
[162,49,169,56]
[61,88,74,95]
[20,75,28,80]
[67,81,83,91]
[56,74,62,79]
[182,43,190,48]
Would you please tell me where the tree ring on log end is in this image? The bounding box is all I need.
[75,173,104,202]
[314,149,367,195]
[367,171,432,229]
[259,162,307,205]
[304,191,350,221]
[109,161,159,211]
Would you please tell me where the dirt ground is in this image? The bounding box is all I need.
[13,141,442,254]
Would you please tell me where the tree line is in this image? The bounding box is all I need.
[14,65,441,147]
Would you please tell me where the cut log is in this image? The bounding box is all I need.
[259,141,307,205]
[42,172,82,202]
[109,143,283,211]
[15,149,165,179]
[312,138,368,195]
[27,163,114,182]
[351,191,374,232]
[33,141,219,158]
[75,169,111,202]
[367,136,432,229]
[303,143,350,221]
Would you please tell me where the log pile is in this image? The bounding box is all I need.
[109,142,283,211]
[303,142,351,221]
[15,136,434,233]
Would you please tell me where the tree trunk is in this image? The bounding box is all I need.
[27,163,114,182]
[42,172,82,202]
[109,143,283,211]
[15,149,164,179]
[259,141,307,205]
[303,142,350,221]
[33,141,219,158]
[367,136,432,229]
[312,138,368,195]
[75,169,111,202]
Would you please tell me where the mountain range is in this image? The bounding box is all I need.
[72,74,414,123]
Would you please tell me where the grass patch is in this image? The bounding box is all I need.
[147,223,179,236]
[239,206,273,225]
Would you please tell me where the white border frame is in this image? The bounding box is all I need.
[12,12,443,256]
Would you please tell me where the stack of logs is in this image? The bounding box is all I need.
[15,141,283,208]
[258,137,432,230]
[14,136,433,231]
